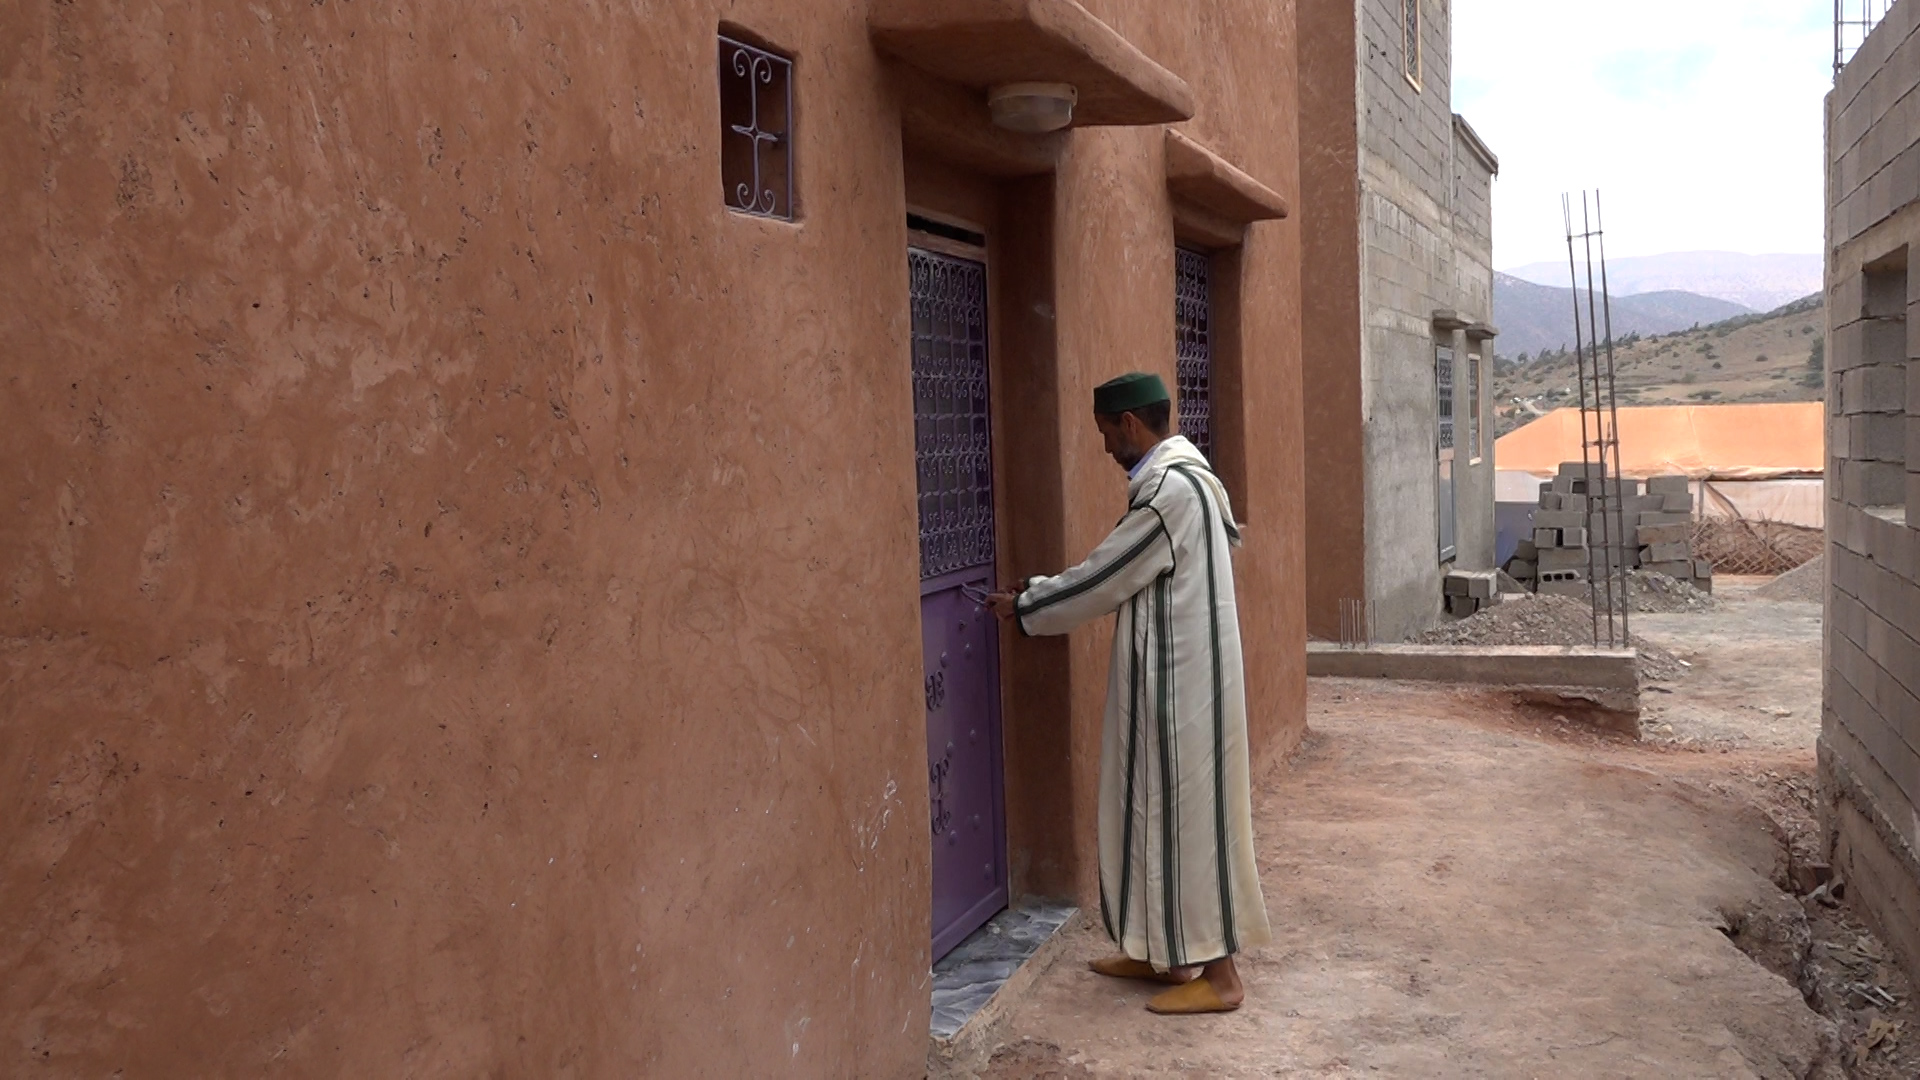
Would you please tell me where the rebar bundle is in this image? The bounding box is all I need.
[1563,192,1630,649]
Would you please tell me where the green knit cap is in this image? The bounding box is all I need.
[1093,372,1170,414]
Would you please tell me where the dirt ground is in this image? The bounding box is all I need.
[980,589,1920,1078]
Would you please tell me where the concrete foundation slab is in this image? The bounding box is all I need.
[1306,642,1639,690]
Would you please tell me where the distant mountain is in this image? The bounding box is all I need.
[1494,293,1826,436]
[1492,272,1752,358]
[1501,251,1822,312]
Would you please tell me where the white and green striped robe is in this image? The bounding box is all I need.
[1014,436,1272,970]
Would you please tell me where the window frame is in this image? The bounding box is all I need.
[1466,347,1483,463]
[1402,0,1423,90]
[718,31,795,222]
[1174,245,1214,464]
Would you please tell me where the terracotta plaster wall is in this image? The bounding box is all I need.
[1058,1,1308,899]
[1,0,1306,1075]
[1,2,934,1075]
[1296,0,1367,640]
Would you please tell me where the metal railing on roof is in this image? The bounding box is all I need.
[1836,0,1898,76]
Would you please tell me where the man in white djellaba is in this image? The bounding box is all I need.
[987,371,1271,1015]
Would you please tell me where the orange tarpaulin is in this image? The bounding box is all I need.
[1494,402,1826,480]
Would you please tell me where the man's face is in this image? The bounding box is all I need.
[1096,413,1145,472]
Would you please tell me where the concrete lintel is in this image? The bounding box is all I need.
[1164,129,1290,225]
[1306,642,1639,691]
[1466,321,1499,341]
[870,0,1194,128]
[1431,309,1470,332]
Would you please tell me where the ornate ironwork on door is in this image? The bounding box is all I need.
[1175,247,1213,460]
[910,250,995,580]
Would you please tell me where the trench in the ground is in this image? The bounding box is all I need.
[1715,841,1919,1078]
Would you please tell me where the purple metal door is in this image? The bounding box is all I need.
[909,245,1008,960]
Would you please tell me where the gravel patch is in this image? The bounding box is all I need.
[1416,593,1688,683]
[1622,569,1717,613]
[1754,555,1824,604]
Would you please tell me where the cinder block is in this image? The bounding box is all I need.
[1515,539,1538,560]
[1535,510,1586,529]
[1640,512,1692,526]
[1693,560,1714,578]
[1538,491,1563,511]
[1507,559,1537,578]
[1853,413,1906,462]
[1637,523,1690,545]
[1467,574,1495,600]
[1849,459,1907,506]
[1538,548,1590,572]
[1844,361,1906,414]
[1646,475,1690,495]
[1446,594,1477,617]
[1559,527,1588,547]
[1643,541,1691,563]
[1539,579,1590,599]
[1662,493,1695,512]
[1533,528,1558,548]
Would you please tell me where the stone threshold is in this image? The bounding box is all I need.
[927,899,1081,1078]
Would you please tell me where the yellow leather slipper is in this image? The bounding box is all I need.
[1145,977,1241,1015]
[1088,955,1192,985]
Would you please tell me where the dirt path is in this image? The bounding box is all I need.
[1636,585,1823,751]
[981,592,1918,1078]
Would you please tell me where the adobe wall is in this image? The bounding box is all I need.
[0,1,1304,1076]
[1298,0,1368,640]
[1823,0,1920,985]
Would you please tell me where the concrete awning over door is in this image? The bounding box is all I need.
[870,0,1194,127]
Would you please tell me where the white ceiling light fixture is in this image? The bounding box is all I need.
[987,82,1078,133]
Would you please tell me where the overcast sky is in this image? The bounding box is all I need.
[1452,0,1834,269]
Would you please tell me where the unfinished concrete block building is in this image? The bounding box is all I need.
[0,0,1307,1074]
[1299,0,1500,642]
[1823,0,1920,982]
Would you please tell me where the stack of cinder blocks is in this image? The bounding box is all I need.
[1637,475,1713,593]
[1513,463,1625,598]
[1442,568,1500,617]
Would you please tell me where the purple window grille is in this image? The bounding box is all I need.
[1175,247,1213,460]
[911,250,995,580]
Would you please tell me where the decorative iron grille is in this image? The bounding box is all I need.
[910,249,995,580]
[1402,0,1422,86]
[1435,344,1454,451]
[1466,350,1481,458]
[1175,247,1213,460]
[719,35,793,220]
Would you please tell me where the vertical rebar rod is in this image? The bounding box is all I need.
[1563,194,1601,646]
[1594,191,1630,646]
[1579,194,1619,648]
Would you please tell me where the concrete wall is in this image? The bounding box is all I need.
[0,1,1306,1075]
[1822,0,1920,989]
[1301,0,1497,642]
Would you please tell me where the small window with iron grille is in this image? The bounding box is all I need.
[1174,247,1213,461]
[719,33,793,220]
[1466,349,1482,461]
[1402,0,1422,89]
[1435,344,1454,454]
